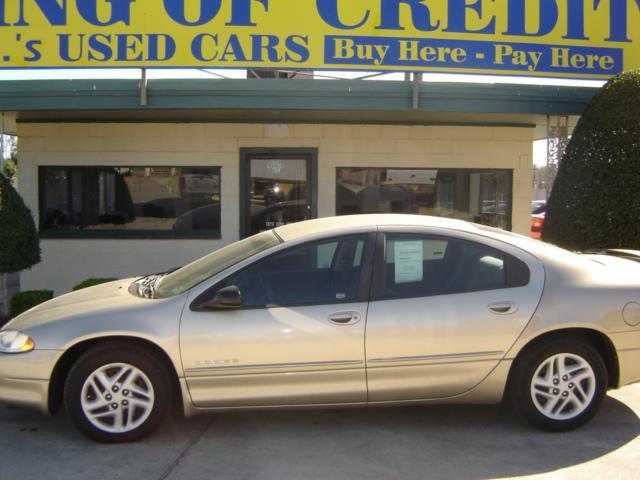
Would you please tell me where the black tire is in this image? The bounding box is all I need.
[510,339,608,432]
[64,344,171,443]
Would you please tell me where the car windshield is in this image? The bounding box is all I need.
[152,231,281,298]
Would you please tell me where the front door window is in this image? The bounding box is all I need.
[212,235,369,308]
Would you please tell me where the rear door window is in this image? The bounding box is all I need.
[379,234,529,299]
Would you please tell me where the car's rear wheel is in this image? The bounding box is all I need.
[64,345,170,442]
[511,339,607,431]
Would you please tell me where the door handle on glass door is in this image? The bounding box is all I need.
[329,312,361,325]
[488,302,518,315]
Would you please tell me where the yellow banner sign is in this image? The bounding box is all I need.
[0,0,639,79]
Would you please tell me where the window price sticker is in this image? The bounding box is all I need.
[394,240,423,284]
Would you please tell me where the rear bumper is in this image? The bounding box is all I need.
[0,350,61,414]
[616,348,640,388]
[610,331,640,388]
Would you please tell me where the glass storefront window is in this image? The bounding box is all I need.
[336,168,512,230]
[39,166,221,238]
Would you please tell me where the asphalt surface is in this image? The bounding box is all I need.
[2,385,640,480]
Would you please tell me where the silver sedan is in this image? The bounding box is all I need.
[2,214,640,442]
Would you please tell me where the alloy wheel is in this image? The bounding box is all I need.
[530,353,596,421]
[80,362,155,434]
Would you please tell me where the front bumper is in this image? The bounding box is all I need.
[0,350,61,414]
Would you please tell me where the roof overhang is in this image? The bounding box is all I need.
[0,78,599,138]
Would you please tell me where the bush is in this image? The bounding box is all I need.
[0,173,41,273]
[10,290,54,318]
[72,278,118,291]
[543,70,640,250]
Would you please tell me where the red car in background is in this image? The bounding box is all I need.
[531,201,546,239]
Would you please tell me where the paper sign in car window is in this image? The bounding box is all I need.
[394,241,424,284]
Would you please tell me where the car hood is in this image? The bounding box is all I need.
[4,278,143,331]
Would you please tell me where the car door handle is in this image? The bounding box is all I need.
[328,312,361,325]
[488,302,518,315]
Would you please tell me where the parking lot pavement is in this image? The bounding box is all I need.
[2,385,640,480]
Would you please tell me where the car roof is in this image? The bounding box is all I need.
[274,214,479,242]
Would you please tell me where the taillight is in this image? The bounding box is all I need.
[531,217,544,231]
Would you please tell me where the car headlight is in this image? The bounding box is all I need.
[0,330,35,354]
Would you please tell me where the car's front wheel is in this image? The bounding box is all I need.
[64,345,171,442]
[511,339,608,431]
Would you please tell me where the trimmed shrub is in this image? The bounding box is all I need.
[543,70,640,250]
[10,290,54,318]
[0,173,41,273]
[72,278,118,291]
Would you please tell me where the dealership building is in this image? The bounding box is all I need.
[0,77,598,294]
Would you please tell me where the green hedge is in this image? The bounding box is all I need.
[543,70,640,249]
[0,174,41,273]
[10,290,54,318]
[72,278,118,291]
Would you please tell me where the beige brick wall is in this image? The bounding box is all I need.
[17,122,534,294]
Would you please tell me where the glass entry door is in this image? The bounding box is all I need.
[241,149,317,238]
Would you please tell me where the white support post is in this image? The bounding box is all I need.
[412,73,422,110]
[140,68,148,106]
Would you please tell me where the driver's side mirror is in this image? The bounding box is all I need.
[196,285,242,310]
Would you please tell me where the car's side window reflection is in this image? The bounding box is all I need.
[216,235,368,308]
[382,234,529,299]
